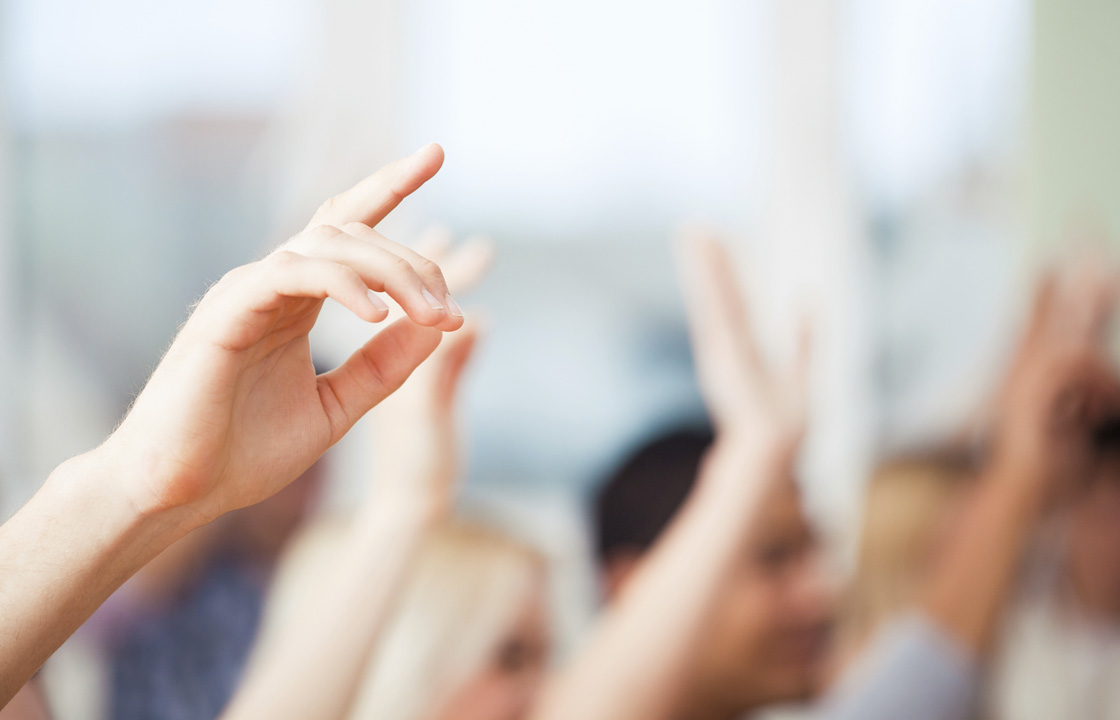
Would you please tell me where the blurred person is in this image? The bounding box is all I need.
[828,414,1120,720]
[533,231,830,720]
[800,252,1120,720]
[787,365,1120,720]
[0,143,465,708]
[592,415,977,719]
[223,233,553,720]
[593,426,833,713]
[258,518,549,720]
[531,233,1120,720]
[595,428,713,601]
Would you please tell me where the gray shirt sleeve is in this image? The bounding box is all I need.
[816,612,979,720]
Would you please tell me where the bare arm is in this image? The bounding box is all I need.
[533,439,789,720]
[532,232,809,720]
[0,144,463,707]
[226,496,438,720]
[0,680,50,720]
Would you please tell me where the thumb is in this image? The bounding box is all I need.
[318,318,444,443]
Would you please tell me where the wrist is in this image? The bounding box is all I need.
[52,445,209,541]
[980,451,1050,522]
[358,487,447,531]
[693,430,796,507]
[715,426,799,475]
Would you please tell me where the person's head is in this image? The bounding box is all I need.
[594,428,832,715]
[259,518,550,720]
[834,449,976,668]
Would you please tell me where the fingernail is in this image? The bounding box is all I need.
[422,287,444,310]
[367,290,389,312]
[445,293,464,317]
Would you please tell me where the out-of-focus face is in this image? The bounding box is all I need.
[604,478,833,718]
[682,478,833,716]
[431,576,551,720]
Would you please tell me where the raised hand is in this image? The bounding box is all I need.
[369,231,495,516]
[531,233,813,720]
[675,230,810,458]
[921,257,1120,657]
[102,144,465,523]
[0,144,473,707]
[992,262,1120,499]
[223,232,493,720]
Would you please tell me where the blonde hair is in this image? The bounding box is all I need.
[256,517,546,720]
[835,450,976,666]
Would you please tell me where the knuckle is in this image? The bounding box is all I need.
[416,256,443,280]
[307,224,342,245]
[220,263,253,284]
[336,264,363,287]
[267,249,302,269]
[315,195,339,218]
[287,225,343,255]
[388,254,414,276]
[340,221,370,237]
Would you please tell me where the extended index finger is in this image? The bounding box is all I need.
[306,143,445,230]
[676,230,763,374]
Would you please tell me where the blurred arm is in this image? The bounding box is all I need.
[532,437,790,720]
[819,263,1120,720]
[923,264,1120,654]
[813,458,1044,720]
[223,496,437,720]
[919,460,1047,654]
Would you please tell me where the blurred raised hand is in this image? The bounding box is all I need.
[924,256,1120,656]
[369,229,496,517]
[675,229,811,466]
[992,260,1120,501]
[531,231,813,720]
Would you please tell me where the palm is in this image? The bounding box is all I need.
[210,329,327,514]
[995,265,1120,494]
[676,231,810,447]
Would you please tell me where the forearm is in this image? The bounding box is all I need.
[0,449,198,705]
[0,680,51,720]
[223,497,436,720]
[922,462,1043,654]
[532,438,783,720]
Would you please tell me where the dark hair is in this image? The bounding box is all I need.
[593,427,714,563]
